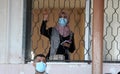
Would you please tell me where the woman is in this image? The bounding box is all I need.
[40,10,75,60]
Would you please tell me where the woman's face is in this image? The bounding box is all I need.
[58,12,68,27]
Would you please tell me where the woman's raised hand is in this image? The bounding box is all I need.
[43,9,49,21]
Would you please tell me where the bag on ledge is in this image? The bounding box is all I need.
[49,55,65,60]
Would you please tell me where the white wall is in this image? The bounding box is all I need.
[0,0,24,63]
[0,0,9,63]
[0,63,120,74]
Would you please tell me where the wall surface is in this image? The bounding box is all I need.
[0,0,9,63]
[0,0,24,63]
[0,63,120,74]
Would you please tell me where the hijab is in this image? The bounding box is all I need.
[55,11,71,37]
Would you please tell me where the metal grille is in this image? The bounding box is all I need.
[30,0,92,62]
[103,0,120,62]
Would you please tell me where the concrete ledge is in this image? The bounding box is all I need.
[0,62,120,74]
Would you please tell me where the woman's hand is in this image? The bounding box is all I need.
[43,9,49,21]
[62,42,70,48]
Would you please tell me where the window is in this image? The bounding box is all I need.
[25,0,92,63]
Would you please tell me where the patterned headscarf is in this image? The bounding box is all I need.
[55,11,71,37]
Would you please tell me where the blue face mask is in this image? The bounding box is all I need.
[58,18,68,27]
[36,61,46,73]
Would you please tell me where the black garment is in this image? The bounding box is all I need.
[40,20,75,60]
